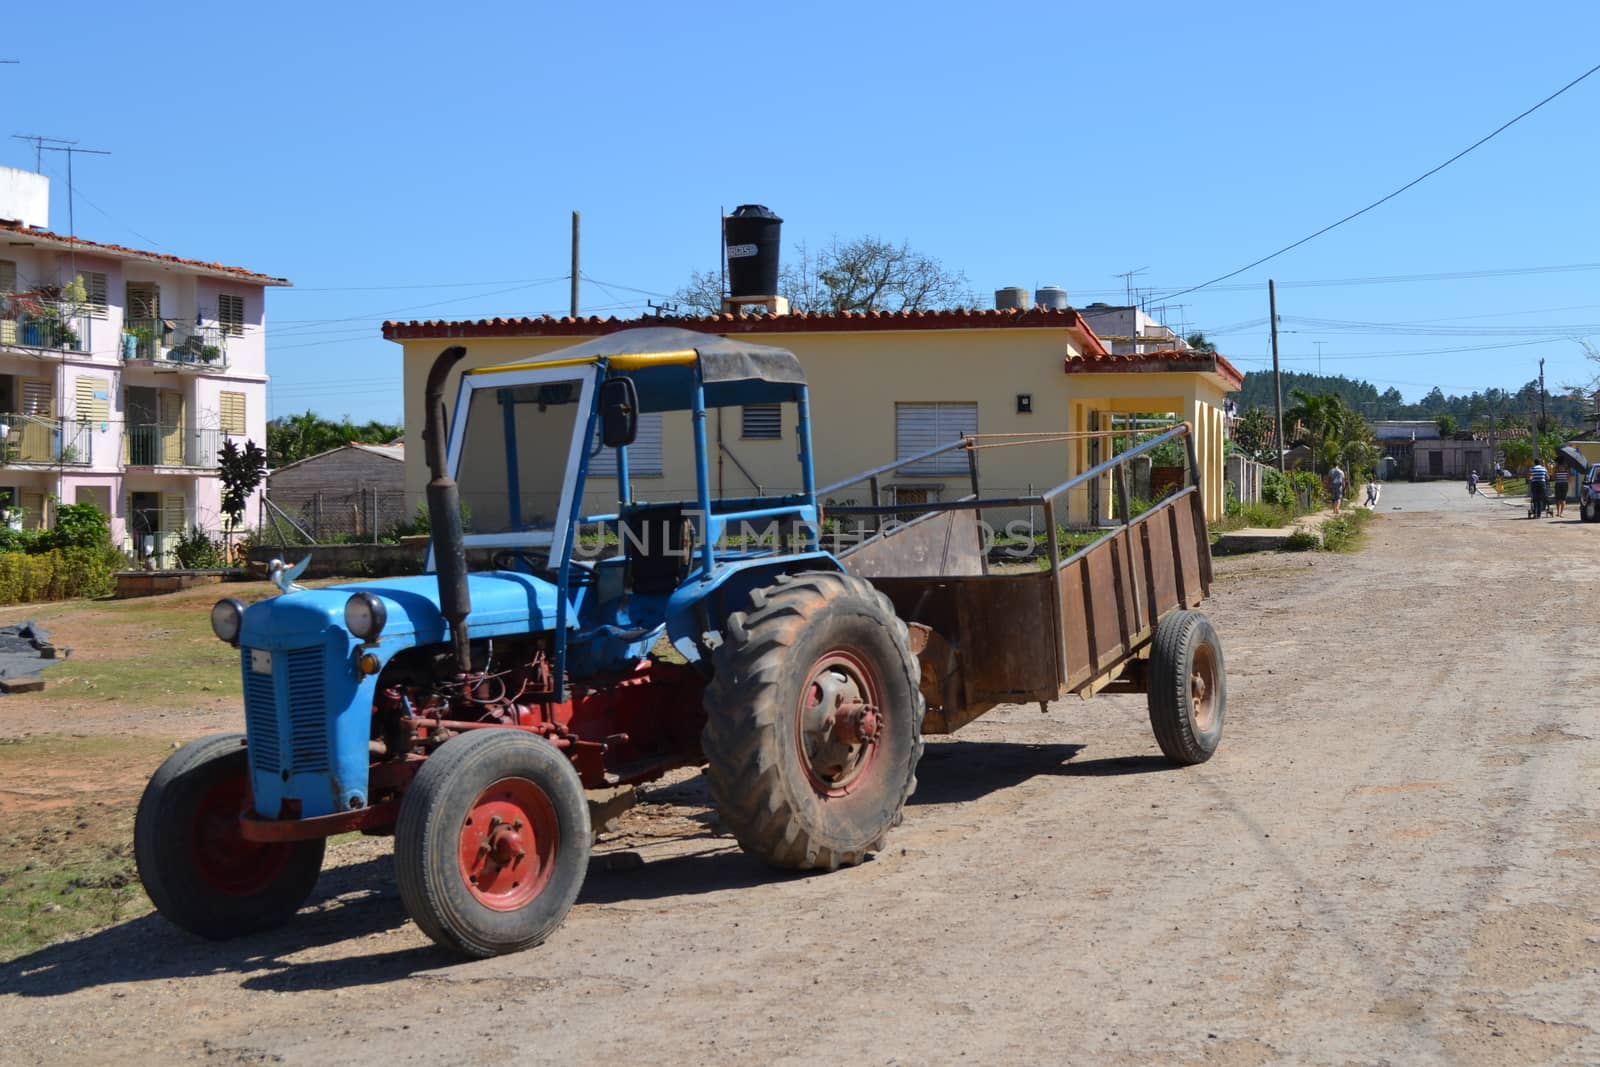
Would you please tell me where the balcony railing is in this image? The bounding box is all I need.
[123,424,222,469]
[0,300,87,353]
[122,318,229,369]
[0,413,94,466]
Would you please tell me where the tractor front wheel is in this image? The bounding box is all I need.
[395,730,590,957]
[702,571,924,870]
[1147,611,1227,765]
[135,733,324,940]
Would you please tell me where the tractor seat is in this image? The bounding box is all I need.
[622,505,691,596]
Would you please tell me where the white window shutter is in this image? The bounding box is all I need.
[590,411,663,478]
[896,402,976,475]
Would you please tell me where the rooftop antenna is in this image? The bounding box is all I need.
[646,300,679,318]
[11,134,75,174]
[1113,266,1149,306]
[39,142,110,241]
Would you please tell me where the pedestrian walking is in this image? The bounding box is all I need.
[1329,463,1346,514]
[1528,458,1549,519]
[1554,460,1570,518]
[1365,480,1379,508]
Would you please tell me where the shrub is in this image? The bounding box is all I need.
[1262,468,1293,508]
[172,526,227,569]
[1289,470,1325,510]
[1282,529,1320,552]
[0,546,120,604]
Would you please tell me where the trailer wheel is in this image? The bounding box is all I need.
[135,733,324,940]
[1147,611,1226,765]
[395,730,589,957]
[703,571,924,870]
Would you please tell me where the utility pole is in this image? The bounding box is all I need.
[1270,279,1285,472]
[1314,341,1325,378]
[569,211,580,318]
[1538,357,1547,433]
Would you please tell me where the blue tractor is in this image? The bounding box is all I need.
[135,328,925,957]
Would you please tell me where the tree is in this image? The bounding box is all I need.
[218,438,268,542]
[1436,414,1458,436]
[674,236,976,315]
[1232,406,1277,464]
[1185,331,1217,353]
[267,412,403,468]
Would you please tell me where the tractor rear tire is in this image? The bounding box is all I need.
[135,733,324,940]
[1147,611,1226,765]
[702,571,924,871]
[395,730,590,958]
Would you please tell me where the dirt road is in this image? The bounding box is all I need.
[2,488,1597,1065]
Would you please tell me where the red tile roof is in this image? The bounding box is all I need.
[382,306,1111,356]
[1063,347,1245,390]
[0,222,291,286]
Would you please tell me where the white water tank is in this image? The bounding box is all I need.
[1035,286,1069,310]
[994,287,1029,310]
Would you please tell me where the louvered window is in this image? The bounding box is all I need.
[80,271,108,317]
[219,391,246,436]
[21,377,53,418]
[217,293,244,336]
[126,282,160,321]
[0,260,16,295]
[162,493,187,534]
[19,490,47,531]
[741,404,782,440]
[75,376,109,423]
[895,402,977,475]
[590,411,663,478]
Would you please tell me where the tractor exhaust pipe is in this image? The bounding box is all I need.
[423,345,474,676]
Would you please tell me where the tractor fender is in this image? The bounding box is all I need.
[663,551,842,663]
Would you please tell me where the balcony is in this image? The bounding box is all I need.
[0,413,94,467]
[123,424,222,469]
[122,318,229,371]
[0,299,87,353]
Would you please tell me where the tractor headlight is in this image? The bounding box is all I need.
[344,592,387,642]
[210,597,244,645]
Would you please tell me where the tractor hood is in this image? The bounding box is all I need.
[239,571,570,649]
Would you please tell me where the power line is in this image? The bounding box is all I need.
[1162,60,1600,300]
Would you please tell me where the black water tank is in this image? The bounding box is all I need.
[724,205,783,298]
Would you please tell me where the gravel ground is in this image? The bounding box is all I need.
[1,483,1596,1066]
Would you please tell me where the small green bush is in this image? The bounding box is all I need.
[1289,470,1325,510]
[1282,529,1320,552]
[172,526,227,569]
[1262,468,1293,508]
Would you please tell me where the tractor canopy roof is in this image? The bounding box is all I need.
[467,326,806,412]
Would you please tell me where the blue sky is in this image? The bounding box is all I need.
[7,1,1600,422]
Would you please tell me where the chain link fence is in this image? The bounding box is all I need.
[260,489,411,545]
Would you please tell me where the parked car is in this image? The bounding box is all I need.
[1580,464,1600,523]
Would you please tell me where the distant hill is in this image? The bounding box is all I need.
[1234,370,1588,428]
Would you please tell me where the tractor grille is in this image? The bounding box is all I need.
[241,645,328,774]
[241,647,280,771]
[284,647,329,772]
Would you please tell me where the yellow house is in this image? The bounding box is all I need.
[381,308,1244,526]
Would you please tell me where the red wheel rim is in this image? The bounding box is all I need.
[190,776,291,896]
[794,648,884,798]
[457,777,560,911]
[1191,642,1218,732]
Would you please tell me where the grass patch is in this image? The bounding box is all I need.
[0,735,181,961]
[1212,502,1296,532]
[1319,509,1373,552]
[1496,477,1528,498]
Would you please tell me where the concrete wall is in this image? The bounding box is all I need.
[0,166,48,229]
[395,326,1234,529]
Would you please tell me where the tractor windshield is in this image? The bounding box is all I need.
[455,377,588,543]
